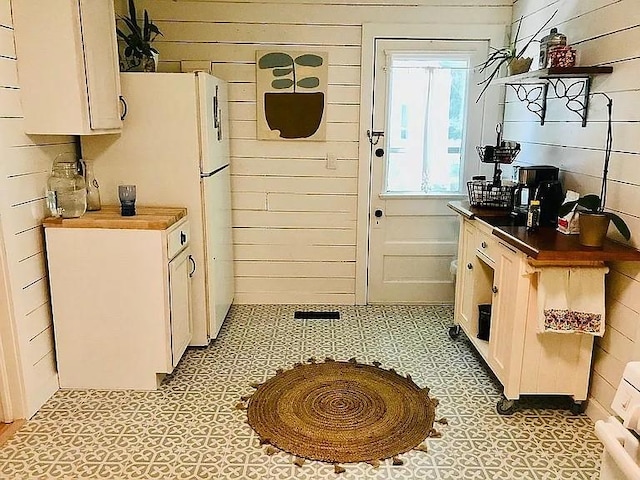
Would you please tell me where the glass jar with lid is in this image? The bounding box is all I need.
[46,153,87,218]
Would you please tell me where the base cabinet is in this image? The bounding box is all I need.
[453,218,595,406]
[44,214,192,390]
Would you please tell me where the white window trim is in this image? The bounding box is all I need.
[355,23,509,304]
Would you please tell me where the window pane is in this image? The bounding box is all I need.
[385,55,469,194]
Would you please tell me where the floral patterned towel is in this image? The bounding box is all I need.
[543,308,603,335]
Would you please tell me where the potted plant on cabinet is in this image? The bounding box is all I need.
[116,0,163,72]
[557,98,631,247]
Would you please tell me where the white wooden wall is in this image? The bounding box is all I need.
[122,0,512,304]
[506,0,640,419]
[0,0,74,416]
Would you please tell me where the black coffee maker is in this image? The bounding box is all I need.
[513,166,563,226]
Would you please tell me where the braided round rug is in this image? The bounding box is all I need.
[239,358,441,471]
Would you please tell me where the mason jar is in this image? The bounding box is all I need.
[47,161,87,218]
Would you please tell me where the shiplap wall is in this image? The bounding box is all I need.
[120,0,512,304]
[505,0,640,419]
[0,0,75,416]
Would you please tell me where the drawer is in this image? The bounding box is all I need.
[475,228,496,264]
[167,219,190,260]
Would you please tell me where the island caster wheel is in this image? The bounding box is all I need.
[569,401,584,415]
[496,397,516,415]
[448,325,461,339]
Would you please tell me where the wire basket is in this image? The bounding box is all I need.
[476,145,521,164]
[467,181,515,209]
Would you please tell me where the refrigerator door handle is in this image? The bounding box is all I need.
[213,86,220,129]
[200,164,230,178]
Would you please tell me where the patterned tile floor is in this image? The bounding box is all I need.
[0,305,602,479]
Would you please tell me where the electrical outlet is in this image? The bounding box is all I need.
[326,153,337,170]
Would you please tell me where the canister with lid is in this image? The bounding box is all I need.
[539,28,567,68]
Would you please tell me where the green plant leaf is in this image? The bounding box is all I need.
[558,200,578,217]
[143,10,150,42]
[607,212,631,240]
[259,53,293,69]
[272,78,294,89]
[128,0,137,27]
[297,77,320,88]
[273,68,293,77]
[295,54,323,67]
[577,194,602,212]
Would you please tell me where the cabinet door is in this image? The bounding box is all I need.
[80,0,122,131]
[454,219,476,334]
[487,242,522,386]
[169,248,193,367]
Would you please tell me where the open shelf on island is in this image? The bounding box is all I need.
[494,66,614,126]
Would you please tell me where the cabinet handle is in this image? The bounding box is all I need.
[467,263,473,270]
[119,96,128,120]
[492,285,498,294]
[188,255,196,277]
[481,241,488,249]
[180,232,187,245]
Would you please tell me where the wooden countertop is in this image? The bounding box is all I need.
[448,201,640,262]
[42,206,187,230]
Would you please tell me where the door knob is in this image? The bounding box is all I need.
[375,148,385,157]
[374,209,383,218]
[467,263,473,270]
[492,285,498,294]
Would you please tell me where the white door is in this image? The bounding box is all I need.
[197,72,230,173]
[368,39,488,303]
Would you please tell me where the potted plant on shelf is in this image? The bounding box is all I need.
[476,11,557,101]
[557,98,631,247]
[116,0,163,72]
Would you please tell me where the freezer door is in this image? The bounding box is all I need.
[197,72,230,174]
[201,165,234,339]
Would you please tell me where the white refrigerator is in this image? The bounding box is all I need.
[81,72,234,345]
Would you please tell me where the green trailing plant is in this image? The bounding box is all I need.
[557,97,631,241]
[476,11,557,102]
[258,52,323,92]
[116,0,162,71]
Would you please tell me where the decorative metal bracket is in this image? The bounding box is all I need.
[544,76,592,127]
[507,83,549,125]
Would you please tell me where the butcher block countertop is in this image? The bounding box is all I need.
[448,201,640,262]
[42,206,187,230]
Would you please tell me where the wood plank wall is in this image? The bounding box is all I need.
[0,0,74,416]
[122,0,512,304]
[506,0,640,419]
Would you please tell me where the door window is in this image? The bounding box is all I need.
[385,54,470,194]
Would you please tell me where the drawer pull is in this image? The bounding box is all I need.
[467,263,473,270]
[180,231,187,245]
[481,241,488,249]
[492,285,498,294]
[188,255,196,277]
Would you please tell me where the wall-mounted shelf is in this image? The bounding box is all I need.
[494,67,613,127]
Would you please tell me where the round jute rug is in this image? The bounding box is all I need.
[244,359,439,466]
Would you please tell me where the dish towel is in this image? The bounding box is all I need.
[537,266,608,336]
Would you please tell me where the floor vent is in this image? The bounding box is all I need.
[294,311,340,320]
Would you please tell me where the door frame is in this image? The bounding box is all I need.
[355,23,509,304]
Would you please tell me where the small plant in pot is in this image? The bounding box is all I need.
[476,11,557,101]
[558,194,630,247]
[116,0,162,72]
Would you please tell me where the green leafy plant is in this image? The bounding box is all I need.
[116,0,162,71]
[557,98,631,241]
[476,11,557,101]
[258,52,323,92]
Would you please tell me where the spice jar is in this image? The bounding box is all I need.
[47,154,87,218]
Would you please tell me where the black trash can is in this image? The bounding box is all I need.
[477,304,491,341]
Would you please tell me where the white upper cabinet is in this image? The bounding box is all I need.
[12,0,122,135]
